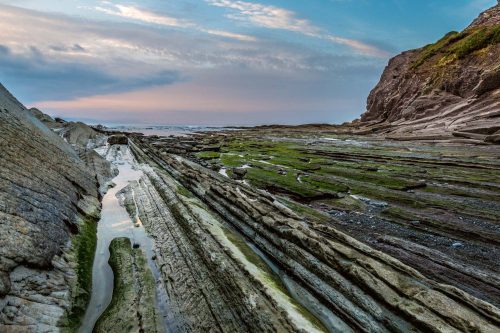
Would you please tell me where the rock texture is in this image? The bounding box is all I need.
[353,2,500,142]
[107,135,129,145]
[0,84,111,332]
[124,144,320,332]
[94,238,161,333]
[28,108,117,196]
[129,134,500,332]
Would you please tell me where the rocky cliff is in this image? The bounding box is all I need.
[0,84,111,331]
[354,1,500,143]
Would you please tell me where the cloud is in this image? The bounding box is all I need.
[0,44,10,55]
[94,2,256,42]
[0,45,180,101]
[0,4,382,74]
[206,0,320,35]
[202,29,257,41]
[0,4,385,124]
[49,43,86,53]
[325,36,391,58]
[95,3,192,28]
[206,0,390,57]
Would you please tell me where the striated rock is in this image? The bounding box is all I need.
[0,83,111,332]
[94,238,161,333]
[130,136,500,332]
[79,149,117,196]
[355,2,500,143]
[29,107,56,125]
[61,122,100,147]
[28,108,107,150]
[120,155,312,332]
[485,130,500,143]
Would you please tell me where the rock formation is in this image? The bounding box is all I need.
[353,1,500,142]
[0,84,112,331]
[93,238,161,333]
[127,134,500,332]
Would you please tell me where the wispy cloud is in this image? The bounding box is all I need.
[95,3,192,28]
[207,0,320,35]
[202,29,257,42]
[94,2,256,42]
[206,0,390,57]
[325,36,390,58]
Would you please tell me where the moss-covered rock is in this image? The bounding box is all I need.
[62,217,98,331]
[94,238,161,333]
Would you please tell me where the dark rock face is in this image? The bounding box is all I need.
[0,84,108,331]
[357,2,500,141]
[231,167,247,179]
[108,135,129,145]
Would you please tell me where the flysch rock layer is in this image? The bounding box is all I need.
[28,108,116,195]
[351,1,500,143]
[0,83,112,332]
[93,238,162,333]
[130,136,500,333]
[124,144,320,333]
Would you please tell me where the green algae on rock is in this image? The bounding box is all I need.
[60,217,98,331]
[94,238,161,333]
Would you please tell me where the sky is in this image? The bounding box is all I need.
[0,0,496,125]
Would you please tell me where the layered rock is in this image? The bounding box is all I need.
[28,107,117,195]
[30,108,109,148]
[94,238,161,333]
[129,135,500,332]
[0,84,111,331]
[354,2,500,142]
[123,144,321,332]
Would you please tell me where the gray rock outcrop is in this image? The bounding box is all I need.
[0,84,111,332]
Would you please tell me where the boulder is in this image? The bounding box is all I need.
[108,134,128,145]
[231,167,247,179]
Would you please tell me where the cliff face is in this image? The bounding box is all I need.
[0,84,110,331]
[357,2,500,142]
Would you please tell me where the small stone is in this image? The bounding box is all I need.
[232,168,247,179]
[451,242,464,248]
[132,243,140,249]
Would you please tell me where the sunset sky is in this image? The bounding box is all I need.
[0,0,495,125]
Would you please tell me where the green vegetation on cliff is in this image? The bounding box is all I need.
[62,217,98,331]
[412,31,460,68]
[413,25,500,68]
[450,25,500,58]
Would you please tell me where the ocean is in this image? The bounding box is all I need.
[107,125,237,137]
